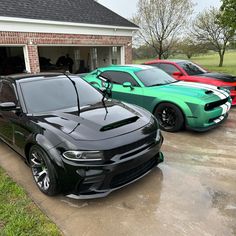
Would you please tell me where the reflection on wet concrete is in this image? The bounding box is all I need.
[0,109,235,235]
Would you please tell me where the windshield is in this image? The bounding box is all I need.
[20,76,103,113]
[177,62,207,75]
[135,68,176,87]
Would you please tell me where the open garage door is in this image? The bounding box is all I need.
[0,46,25,76]
[38,46,122,73]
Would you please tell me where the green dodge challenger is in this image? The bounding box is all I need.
[82,65,231,132]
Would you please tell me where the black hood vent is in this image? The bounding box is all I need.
[205,90,213,95]
[100,116,139,132]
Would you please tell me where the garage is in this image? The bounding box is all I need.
[38,46,122,73]
[0,46,26,75]
[0,0,137,75]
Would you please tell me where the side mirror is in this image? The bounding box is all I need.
[123,82,134,90]
[0,102,17,111]
[172,71,183,77]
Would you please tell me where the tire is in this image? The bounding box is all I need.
[29,145,59,196]
[154,103,184,132]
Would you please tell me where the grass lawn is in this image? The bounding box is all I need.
[133,50,236,75]
[0,168,62,236]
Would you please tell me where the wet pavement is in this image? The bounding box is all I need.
[0,109,236,236]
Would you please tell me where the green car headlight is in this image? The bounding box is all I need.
[63,151,103,161]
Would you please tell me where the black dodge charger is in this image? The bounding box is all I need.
[0,73,164,199]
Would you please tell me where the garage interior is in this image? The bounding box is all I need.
[38,46,122,74]
[0,46,122,76]
[0,46,25,75]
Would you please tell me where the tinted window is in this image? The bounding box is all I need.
[0,81,17,103]
[20,76,103,113]
[177,62,207,75]
[155,63,180,75]
[101,71,139,86]
[135,68,176,87]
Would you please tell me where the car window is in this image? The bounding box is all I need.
[0,81,17,104]
[20,76,103,113]
[135,68,176,87]
[177,62,207,75]
[100,71,140,87]
[154,63,180,75]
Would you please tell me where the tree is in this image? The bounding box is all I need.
[192,7,234,67]
[132,0,194,59]
[132,45,157,60]
[177,37,208,59]
[219,0,236,30]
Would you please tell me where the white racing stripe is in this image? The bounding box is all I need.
[221,104,228,114]
[176,81,217,90]
[176,81,229,97]
[214,116,224,124]
[221,102,231,114]
[175,81,229,99]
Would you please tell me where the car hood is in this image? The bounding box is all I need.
[197,72,236,83]
[149,81,229,99]
[31,100,151,141]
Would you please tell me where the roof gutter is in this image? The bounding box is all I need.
[0,16,139,31]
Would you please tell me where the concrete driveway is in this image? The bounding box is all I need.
[0,109,235,236]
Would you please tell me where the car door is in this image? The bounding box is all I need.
[100,71,144,107]
[0,80,30,155]
[0,80,19,145]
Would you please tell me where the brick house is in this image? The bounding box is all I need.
[0,0,138,75]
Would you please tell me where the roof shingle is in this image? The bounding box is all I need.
[0,0,138,28]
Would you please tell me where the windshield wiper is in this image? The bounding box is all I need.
[64,73,80,116]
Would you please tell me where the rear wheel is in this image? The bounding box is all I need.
[29,145,59,196]
[154,103,184,132]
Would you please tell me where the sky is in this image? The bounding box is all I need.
[98,0,221,19]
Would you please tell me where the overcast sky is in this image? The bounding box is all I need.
[98,0,221,19]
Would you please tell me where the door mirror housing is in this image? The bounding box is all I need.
[123,82,134,90]
[172,71,183,77]
[0,102,17,111]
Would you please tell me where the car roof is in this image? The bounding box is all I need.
[145,59,188,64]
[97,64,154,72]
[0,72,67,83]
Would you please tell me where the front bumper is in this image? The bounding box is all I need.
[186,99,231,131]
[187,112,228,132]
[60,135,164,199]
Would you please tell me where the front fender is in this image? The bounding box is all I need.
[151,98,193,118]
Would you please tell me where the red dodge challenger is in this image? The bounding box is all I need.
[144,59,236,105]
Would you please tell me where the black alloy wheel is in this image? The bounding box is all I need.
[154,103,184,132]
[29,145,59,196]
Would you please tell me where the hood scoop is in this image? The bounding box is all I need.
[205,90,213,95]
[100,116,139,132]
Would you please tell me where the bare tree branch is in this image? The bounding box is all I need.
[132,0,194,59]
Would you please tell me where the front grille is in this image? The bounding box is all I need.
[104,135,155,159]
[110,157,157,188]
[205,98,228,111]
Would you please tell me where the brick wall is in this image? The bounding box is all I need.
[0,32,132,73]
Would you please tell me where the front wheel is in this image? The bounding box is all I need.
[29,145,59,196]
[154,103,184,132]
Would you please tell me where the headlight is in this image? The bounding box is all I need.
[63,151,103,161]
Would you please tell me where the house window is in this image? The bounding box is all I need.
[111,47,121,65]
